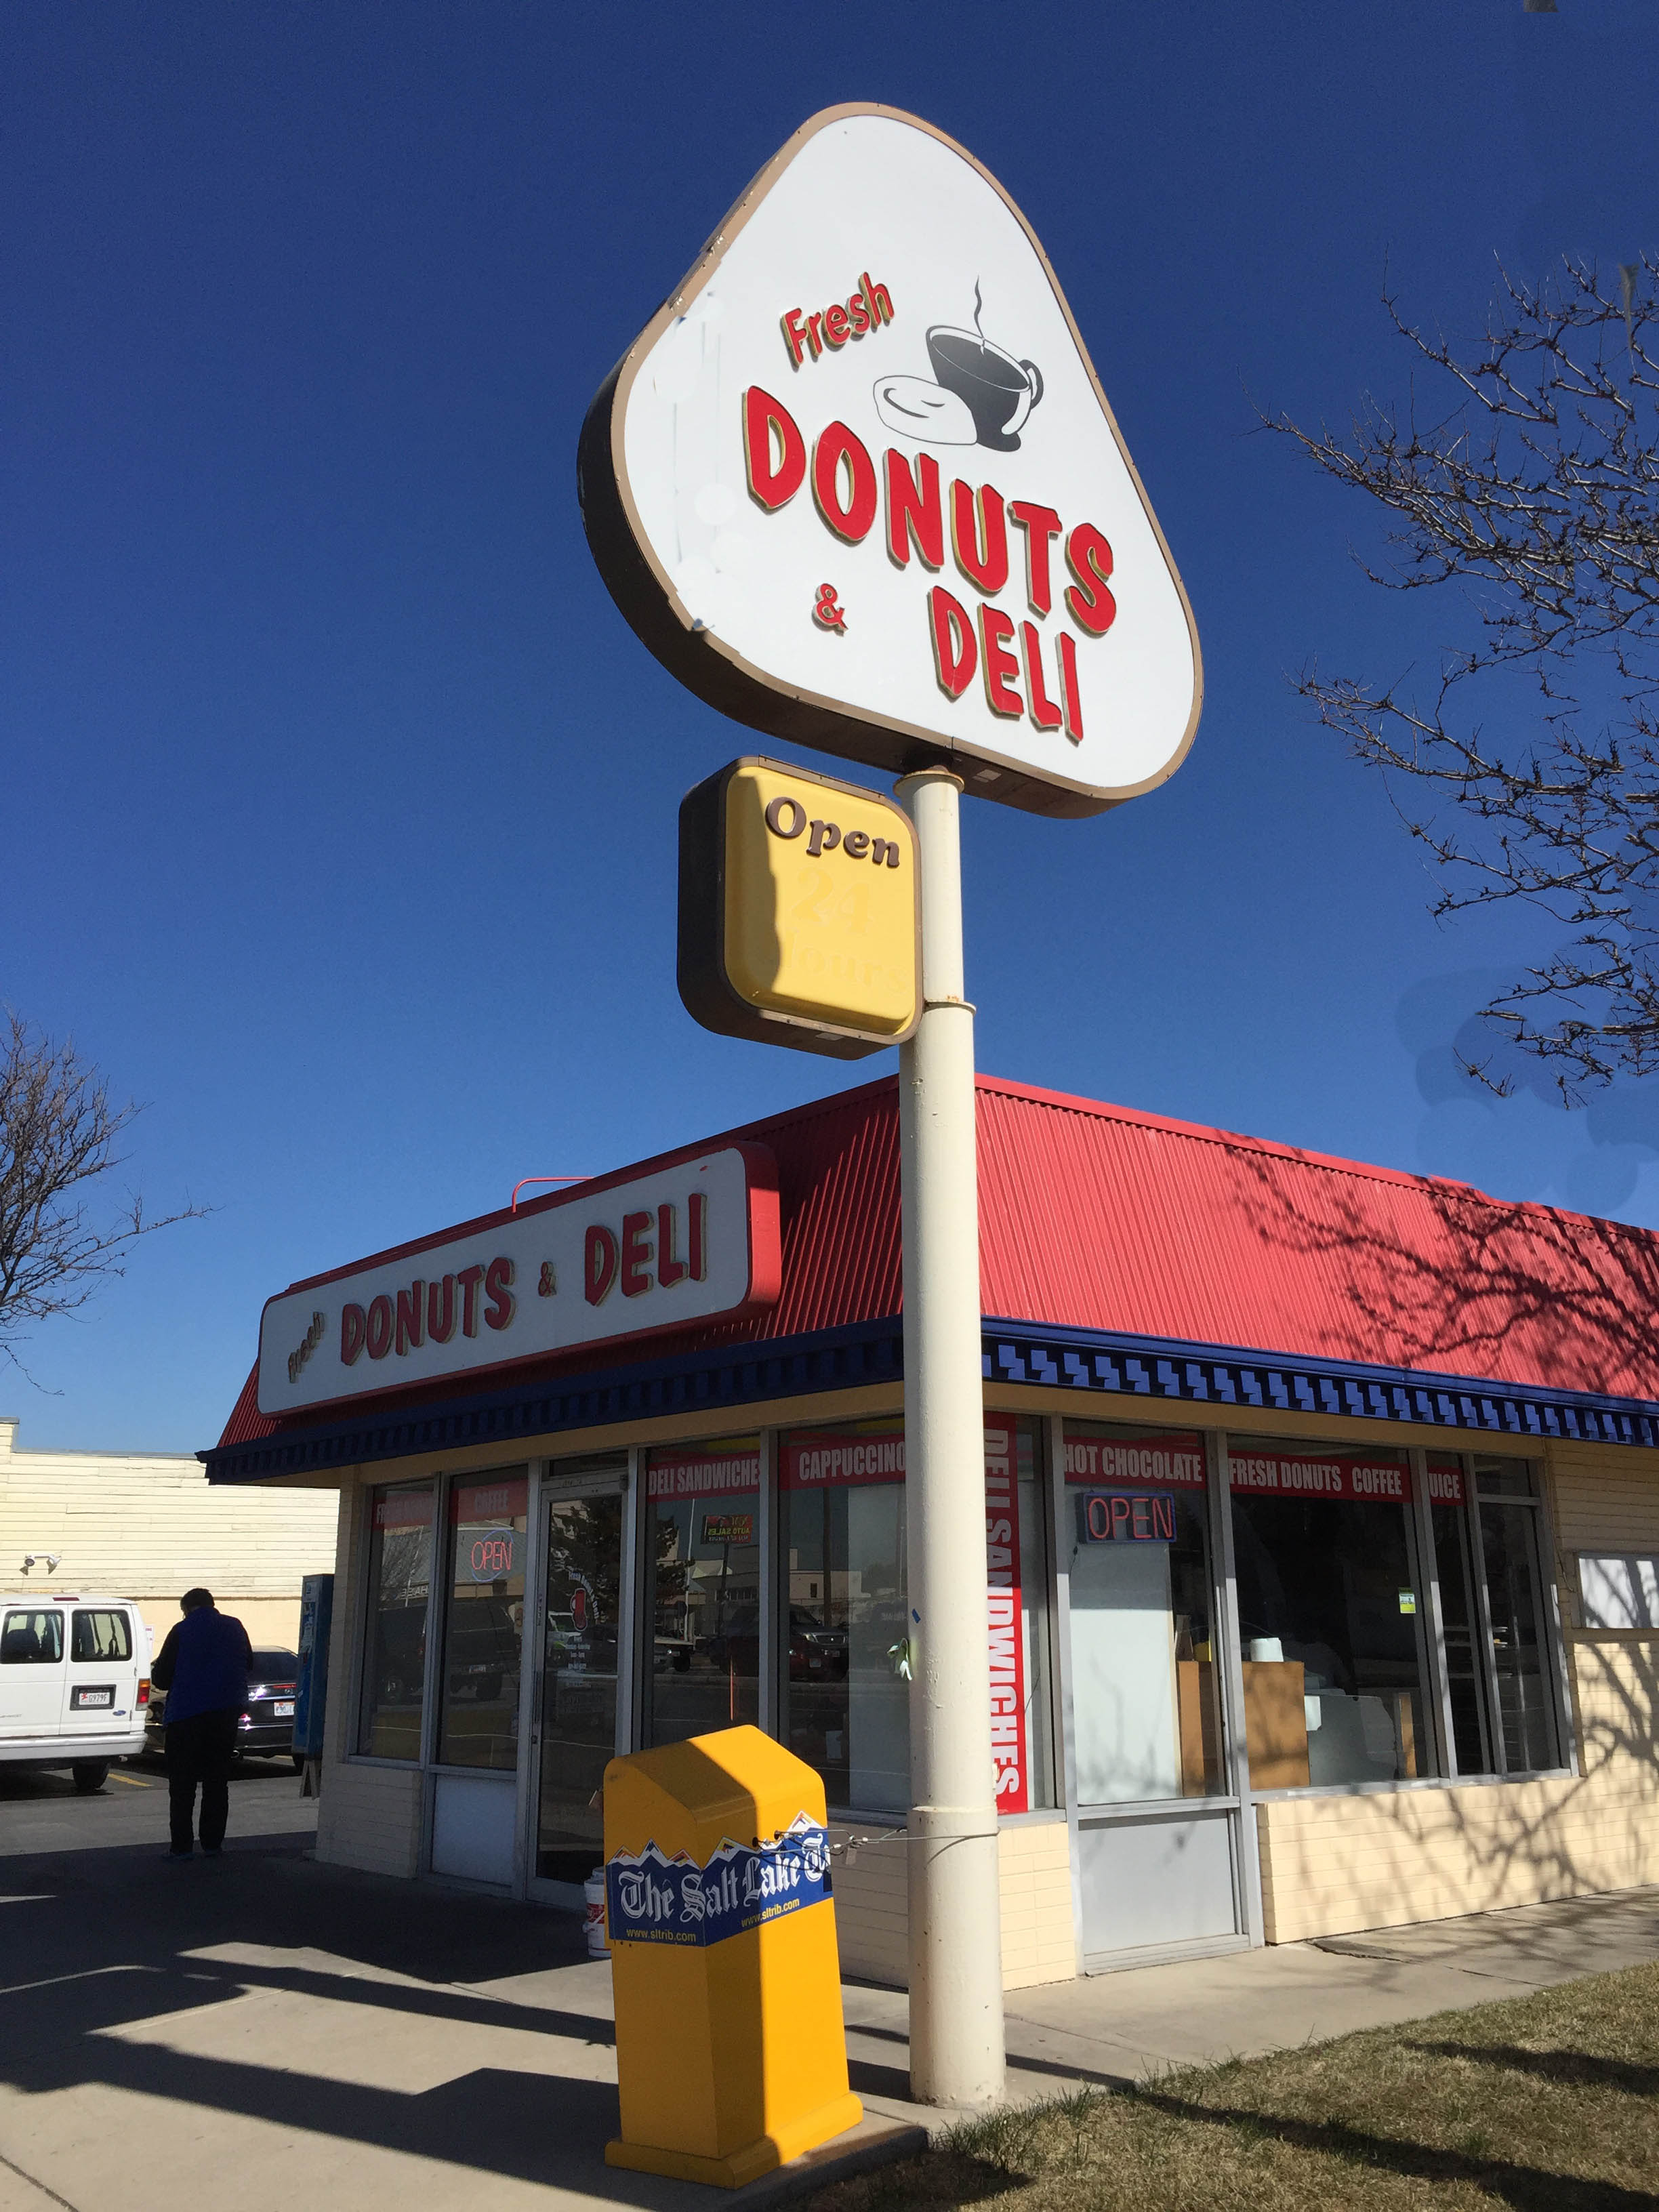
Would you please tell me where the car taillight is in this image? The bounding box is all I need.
[138,1678,150,1706]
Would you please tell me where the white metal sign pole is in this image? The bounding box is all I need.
[897,766,1006,2108]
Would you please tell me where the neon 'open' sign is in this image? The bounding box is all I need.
[1076,1490,1177,1544]
[468,1528,517,1582]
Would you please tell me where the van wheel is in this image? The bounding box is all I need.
[71,1762,109,1794]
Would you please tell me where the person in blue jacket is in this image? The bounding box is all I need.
[150,1588,253,1858]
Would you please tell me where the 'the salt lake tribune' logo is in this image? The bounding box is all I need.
[605,1815,833,1948]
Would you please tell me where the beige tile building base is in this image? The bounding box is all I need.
[828,1815,1075,1992]
[1257,1636,1659,1944]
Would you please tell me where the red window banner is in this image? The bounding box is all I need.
[374,1486,435,1530]
[646,1449,761,1502]
[781,1434,906,1488]
[1228,1452,1413,1504]
[451,1474,529,1525]
[1063,1431,1206,1489]
[1426,1460,1466,1504]
[984,1412,1028,1814]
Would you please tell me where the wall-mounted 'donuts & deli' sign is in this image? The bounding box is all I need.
[579,103,1201,818]
[255,1143,781,1416]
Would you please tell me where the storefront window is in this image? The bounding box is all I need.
[537,1456,627,1883]
[781,1414,1053,1817]
[642,1437,761,1748]
[359,1481,434,1759]
[1475,1458,1559,1774]
[1427,1457,1493,1776]
[1064,1424,1224,1805]
[436,1469,528,1771]
[1229,1437,1433,1788]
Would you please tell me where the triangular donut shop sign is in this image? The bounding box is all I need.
[579,104,1201,819]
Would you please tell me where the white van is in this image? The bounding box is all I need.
[0,1595,150,1791]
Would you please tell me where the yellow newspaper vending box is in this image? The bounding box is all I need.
[603,1724,863,2186]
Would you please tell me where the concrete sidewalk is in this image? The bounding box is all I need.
[0,1784,1655,2212]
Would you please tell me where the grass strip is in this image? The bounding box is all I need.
[810,1959,1659,2211]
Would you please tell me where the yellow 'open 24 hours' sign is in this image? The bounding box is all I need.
[678,758,920,1059]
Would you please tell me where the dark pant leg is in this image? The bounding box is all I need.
[165,1714,204,1851]
[196,1709,240,1850]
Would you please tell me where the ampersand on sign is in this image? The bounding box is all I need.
[537,1262,556,1298]
[813,582,846,632]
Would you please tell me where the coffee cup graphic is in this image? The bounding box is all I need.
[925,325,1044,451]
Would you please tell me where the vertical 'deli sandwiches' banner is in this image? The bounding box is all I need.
[983,1414,1028,1813]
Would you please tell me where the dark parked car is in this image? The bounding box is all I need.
[699,1607,849,1680]
[145,1645,303,1769]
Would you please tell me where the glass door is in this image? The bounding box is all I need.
[533,1461,626,1886]
[1062,1422,1242,1965]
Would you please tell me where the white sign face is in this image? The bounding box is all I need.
[580,104,1200,818]
[255,1144,780,1416]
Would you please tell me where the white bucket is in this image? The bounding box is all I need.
[583,1872,609,1958]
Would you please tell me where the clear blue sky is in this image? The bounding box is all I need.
[6,2,1658,1450]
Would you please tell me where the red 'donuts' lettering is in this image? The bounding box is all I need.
[743,388,806,511]
[484,1255,514,1332]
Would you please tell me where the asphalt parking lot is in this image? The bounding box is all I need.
[0,1751,319,1857]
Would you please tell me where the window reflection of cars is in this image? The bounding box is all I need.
[790,1609,848,1681]
[693,1607,848,1679]
[447,1597,520,1701]
[376,1607,426,1702]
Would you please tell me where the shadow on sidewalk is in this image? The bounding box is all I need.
[0,1830,705,2203]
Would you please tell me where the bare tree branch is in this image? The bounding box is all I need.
[0,1010,209,1377]
[1271,253,1659,1095]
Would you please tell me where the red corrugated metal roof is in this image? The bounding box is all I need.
[975,1076,1659,1399]
[216,1071,1659,1449]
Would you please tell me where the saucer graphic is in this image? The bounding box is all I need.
[874,291,1043,452]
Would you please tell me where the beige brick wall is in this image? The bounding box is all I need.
[827,1816,1076,1990]
[1547,1439,1659,1626]
[827,1822,907,1984]
[996,1816,1077,1990]
[1258,1643,1659,1941]
[0,1416,338,1654]
[1256,1429,1659,1944]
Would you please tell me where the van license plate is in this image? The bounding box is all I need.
[274,1700,295,1717]
[73,1687,114,1709]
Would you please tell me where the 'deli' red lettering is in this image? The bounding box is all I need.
[657,1203,689,1288]
[979,607,1022,718]
[928,586,977,699]
[585,1224,618,1306]
[620,1210,654,1297]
